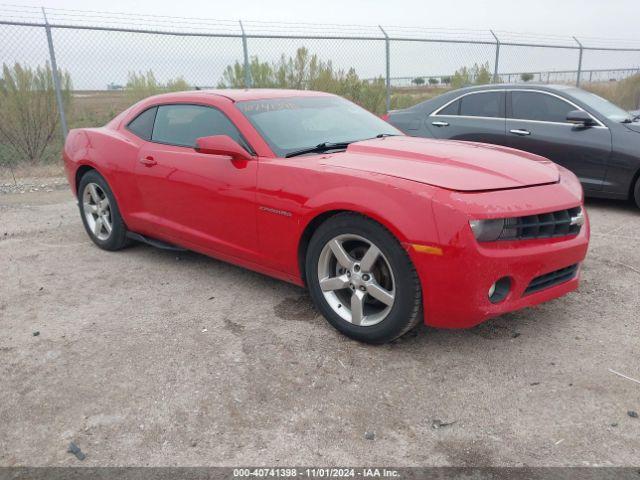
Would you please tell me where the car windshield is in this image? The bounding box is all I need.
[567,88,633,123]
[236,96,401,157]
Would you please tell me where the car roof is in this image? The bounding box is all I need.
[450,83,576,93]
[144,88,334,103]
[394,83,580,113]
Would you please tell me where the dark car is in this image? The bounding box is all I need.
[386,84,640,207]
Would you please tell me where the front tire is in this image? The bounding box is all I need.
[305,213,422,344]
[634,176,640,209]
[78,170,129,251]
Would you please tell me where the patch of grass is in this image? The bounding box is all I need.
[583,74,640,110]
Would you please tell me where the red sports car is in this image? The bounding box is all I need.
[63,89,589,344]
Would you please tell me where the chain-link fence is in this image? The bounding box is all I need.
[1,5,640,167]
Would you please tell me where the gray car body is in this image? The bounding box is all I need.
[387,84,640,200]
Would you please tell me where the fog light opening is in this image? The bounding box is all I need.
[489,277,511,304]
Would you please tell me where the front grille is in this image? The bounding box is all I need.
[524,264,579,295]
[499,207,583,241]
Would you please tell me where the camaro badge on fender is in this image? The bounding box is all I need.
[259,206,293,217]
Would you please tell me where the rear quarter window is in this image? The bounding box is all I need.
[126,107,157,141]
[437,99,460,116]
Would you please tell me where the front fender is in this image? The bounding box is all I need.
[255,159,442,281]
[300,184,433,245]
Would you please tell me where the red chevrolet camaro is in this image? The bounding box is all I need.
[63,89,589,344]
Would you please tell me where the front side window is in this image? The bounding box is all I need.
[459,92,503,118]
[127,107,157,140]
[151,104,245,148]
[566,88,630,123]
[510,92,576,123]
[236,96,400,157]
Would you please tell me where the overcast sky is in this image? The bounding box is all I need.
[4,0,638,89]
[17,0,640,40]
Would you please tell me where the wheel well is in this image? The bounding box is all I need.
[297,210,350,286]
[75,165,95,193]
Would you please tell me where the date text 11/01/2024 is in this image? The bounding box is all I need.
[233,468,400,477]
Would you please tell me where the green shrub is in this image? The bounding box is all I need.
[412,77,425,86]
[451,62,492,89]
[520,73,534,82]
[0,62,72,165]
[125,71,190,103]
[218,47,388,114]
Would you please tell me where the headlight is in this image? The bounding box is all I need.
[469,218,505,242]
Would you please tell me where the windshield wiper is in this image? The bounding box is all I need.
[374,133,400,138]
[284,134,401,158]
[622,113,640,123]
[285,141,353,158]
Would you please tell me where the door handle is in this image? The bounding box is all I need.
[509,129,531,136]
[139,156,157,167]
[432,121,449,127]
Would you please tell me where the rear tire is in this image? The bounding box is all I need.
[305,213,422,344]
[78,170,130,251]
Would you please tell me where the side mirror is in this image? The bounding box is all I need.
[566,110,596,127]
[195,135,252,160]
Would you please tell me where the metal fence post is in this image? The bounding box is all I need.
[239,20,251,88]
[490,30,500,82]
[573,36,583,87]
[379,25,391,113]
[42,7,68,140]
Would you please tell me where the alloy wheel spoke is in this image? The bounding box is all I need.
[93,217,103,236]
[98,198,109,212]
[367,283,395,307]
[88,184,101,204]
[320,274,350,292]
[360,244,381,272]
[329,239,354,269]
[84,202,98,214]
[350,290,365,325]
[102,216,112,234]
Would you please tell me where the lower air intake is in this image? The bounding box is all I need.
[524,264,579,296]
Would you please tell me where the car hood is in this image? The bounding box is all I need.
[624,122,640,133]
[319,136,560,192]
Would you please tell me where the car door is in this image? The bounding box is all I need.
[134,103,259,260]
[506,90,612,192]
[425,90,507,145]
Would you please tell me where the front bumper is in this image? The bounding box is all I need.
[408,176,590,329]
[410,228,588,328]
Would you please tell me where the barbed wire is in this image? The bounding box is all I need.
[1,3,639,48]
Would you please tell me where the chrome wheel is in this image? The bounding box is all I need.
[82,182,112,241]
[317,234,395,327]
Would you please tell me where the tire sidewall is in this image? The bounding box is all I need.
[306,214,421,344]
[78,170,127,251]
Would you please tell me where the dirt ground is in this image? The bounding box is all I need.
[0,180,639,467]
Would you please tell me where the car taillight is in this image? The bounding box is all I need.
[381,113,389,121]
